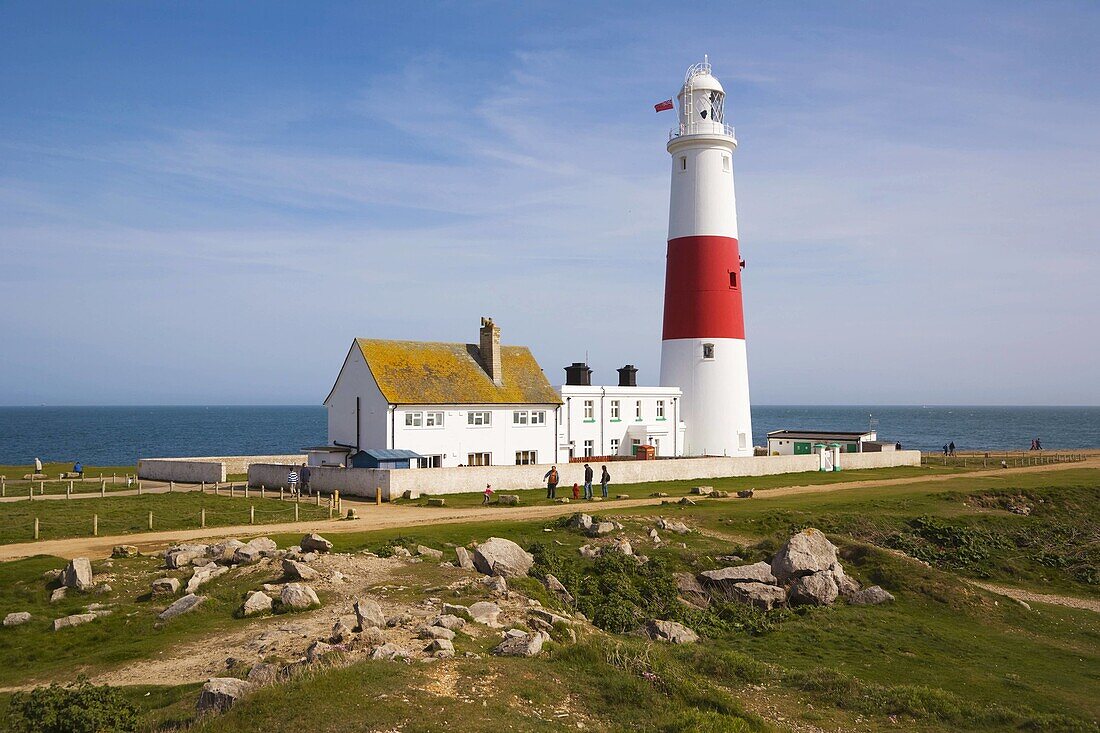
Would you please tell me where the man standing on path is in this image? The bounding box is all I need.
[34,457,42,474]
[949,441,956,457]
[300,464,312,496]
[583,463,594,500]
[543,466,559,500]
[600,465,611,499]
[287,467,300,496]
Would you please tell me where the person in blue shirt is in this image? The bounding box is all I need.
[73,461,84,478]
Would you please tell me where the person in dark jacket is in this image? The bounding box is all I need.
[600,465,611,498]
[543,466,559,499]
[949,441,956,457]
[300,464,312,495]
[583,463,594,500]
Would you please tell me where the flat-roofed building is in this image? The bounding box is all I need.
[766,430,877,456]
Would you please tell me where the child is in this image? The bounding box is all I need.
[482,484,494,505]
[572,482,580,500]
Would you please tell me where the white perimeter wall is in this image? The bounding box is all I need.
[138,454,307,483]
[248,450,920,501]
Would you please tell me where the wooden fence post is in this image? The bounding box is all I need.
[1,476,5,496]
[294,503,299,521]
[201,481,206,493]
[169,481,174,493]
[279,487,284,501]
[67,482,72,498]
[93,514,98,536]
[34,518,39,540]
[137,480,143,495]
[244,485,249,499]
[148,511,153,530]
[260,484,265,499]
[334,490,340,513]
[101,481,106,497]
[250,505,255,524]
[201,508,206,528]
[230,484,236,498]
[215,483,220,496]
[40,480,45,495]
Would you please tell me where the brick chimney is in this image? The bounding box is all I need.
[479,317,503,385]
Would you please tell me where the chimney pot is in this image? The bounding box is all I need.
[617,364,638,387]
[564,362,592,387]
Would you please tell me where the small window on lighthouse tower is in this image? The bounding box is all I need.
[722,155,730,172]
[679,156,687,172]
[729,271,737,289]
[702,343,715,360]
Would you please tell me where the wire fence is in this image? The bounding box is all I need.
[919,451,1087,469]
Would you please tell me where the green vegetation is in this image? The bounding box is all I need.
[0,463,136,481]
[6,676,139,733]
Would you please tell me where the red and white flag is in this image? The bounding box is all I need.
[654,99,674,112]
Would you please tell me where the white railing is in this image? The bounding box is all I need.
[669,121,736,140]
[685,58,712,81]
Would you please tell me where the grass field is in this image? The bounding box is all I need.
[0,462,136,480]
[0,493,332,545]
[0,465,1097,731]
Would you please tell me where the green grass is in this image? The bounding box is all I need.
[0,463,136,481]
[0,493,332,545]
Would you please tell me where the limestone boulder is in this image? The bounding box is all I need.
[353,598,385,630]
[472,537,534,578]
[111,545,138,558]
[420,625,456,640]
[656,518,691,534]
[209,539,245,564]
[567,513,594,532]
[50,587,67,603]
[159,593,205,621]
[306,640,335,663]
[790,571,839,606]
[643,619,699,644]
[588,521,615,537]
[282,558,319,581]
[151,577,180,598]
[606,538,633,556]
[673,572,710,609]
[247,663,280,686]
[468,601,502,627]
[186,564,228,594]
[196,677,250,713]
[4,612,32,627]
[454,547,475,570]
[330,617,353,643]
[498,494,520,506]
[699,562,778,590]
[770,528,839,583]
[481,575,508,595]
[280,583,319,610]
[166,544,209,569]
[429,638,455,657]
[299,533,333,553]
[730,582,787,610]
[240,591,273,617]
[417,545,444,561]
[53,613,98,631]
[61,558,94,591]
[370,643,411,660]
[434,614,466,631]
[442,603,470,620]
[360,626,387,646]
[543,574,574,604]
[690,486,713,496]
[492,631,544,657]
[848,586,895,606]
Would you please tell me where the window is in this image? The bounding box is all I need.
[425,411,444,427]
[729,271,737,288]
[512,410,546,426]
[657,400,665,419]
[513,411,528,425]
[723,155,730,172]
[415,455,443,469]
[583,400,594,420]
[530,411,546,425]
[631,438,641,456]
[467,452,491,466]
[739,432,748,450]
[610,438,620,454]
[404,412,423,427]
[635,400,643,420]
[703,343,715,360]
[679,156,687,172]
[610,400,620,420]
[583,440,594,458]
[467,411,491,426]
[515,450,538,465]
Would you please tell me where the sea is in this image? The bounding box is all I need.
[1,405,1097,466]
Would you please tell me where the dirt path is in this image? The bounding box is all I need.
[969,581,1100,613]
[2,457,1096,562]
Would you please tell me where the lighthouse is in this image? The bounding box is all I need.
[659,58,753,457]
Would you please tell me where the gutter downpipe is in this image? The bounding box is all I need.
[600,387,606,456]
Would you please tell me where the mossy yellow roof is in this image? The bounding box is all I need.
[355,338,562,406]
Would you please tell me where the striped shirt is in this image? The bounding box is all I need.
[288,471,299,484]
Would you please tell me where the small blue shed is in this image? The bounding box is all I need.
[349,449,423,470]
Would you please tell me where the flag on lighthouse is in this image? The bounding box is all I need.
[654,99,674,112]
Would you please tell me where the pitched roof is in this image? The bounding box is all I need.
[355,338,562,406]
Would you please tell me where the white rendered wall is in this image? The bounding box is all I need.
[391,405,558,468]
[661,338,753,456]
[667,141,738,239]
[557,385,684,461]
[325,345,390,452]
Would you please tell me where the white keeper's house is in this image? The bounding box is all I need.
[317,318,562,468]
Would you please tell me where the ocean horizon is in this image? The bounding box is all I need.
[1,404,1097,466]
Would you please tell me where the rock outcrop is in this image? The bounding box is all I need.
[770,528,839,583]
[643,619,698,644]
[240,591,273,617]
[353,598,386,630]
[492,630,544,657]
[61,558,94,591]
[300,533,333,553]
[159,593,205,621]
[848,586,895,605]
[197,677,251,713]
[280,583,320,610]
[472,537,534,578]
[3,612,31,627]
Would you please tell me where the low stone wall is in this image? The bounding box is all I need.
[247,450,920,501]
[139,454,306,483]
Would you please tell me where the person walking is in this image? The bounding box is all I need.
[300,464,312,496]
[1035,437,1042,451]
[583,463,594,500]
[287,467,300,496]
[949,441,956,457]
[482,484,494,505]
[600,465,611,499]
[942,444,949,457]
[543,466,559,499]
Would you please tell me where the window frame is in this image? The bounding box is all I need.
[515,450,538,465]
[702,343,716,360]
[467,411,491,426]
[513,410,529,426]
[610,400,620,420]
[466,452,491,467]
[656,400,665,419]
[635,400,643,421]
[404,411,423,427]
[424,411,444,428]
[583,400,594,421]
[583,439,594,458]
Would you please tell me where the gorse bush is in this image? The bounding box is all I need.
[8,676,138,733]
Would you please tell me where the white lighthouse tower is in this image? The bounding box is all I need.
[659,57,753,457]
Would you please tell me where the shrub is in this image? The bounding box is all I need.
[8,676,138,733]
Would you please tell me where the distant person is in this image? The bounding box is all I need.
[73,461,83,478]
[942,444,949,457]
[34,457,42,474]
[543,466,559,499]
[1035,437,1042,451]
[126,476,133,488]
[894,442,901,451]
[583,463,594,500]
[572,482,581,500]
[482,483,494,505]
[287,467,300,496]
[300,464,312,495]
[600,465,611,499]
[949,441,956,457]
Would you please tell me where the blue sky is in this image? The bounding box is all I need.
[1,1,1097,406]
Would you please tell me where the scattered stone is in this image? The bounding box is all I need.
[657,518,690,534]
[568,513,594,531]
[429,638,455,657]
[186,564,228,594]
[716,555,743,563]
[420,625,456,641]
[235,537,278,563]
[606,538,633,556]
[790,571,840,606]
[454,546,475,570]
[543,574,574,604]
[282,558,319,581]
[730,582,787,610]
[737,489,755,499]
[50,587,67,603]
[166,544,209,569]
[61,558,94,591]
[197,677,251,713]
[209,539,246,564]
[770,528,838,583]
[578,545,600,559]
[345,508,359,520]
[240,591,273,617]
[4,612,31,627]
[353,598,386,630]
[417,545,444,561]
[370,643,410,660]
[530,608,571,627]
[468,601,502,626]
[300,533,333,553]
[280,583,319,610]
[588,521,615,537]
[848,586,895,606]
[493,631,544,657]
[690,486,713,496]
[42,568,63,583]
[555,497,570,504]
[53,613,98,631]
[711,490,730,498]
[111,545,138,558]
[442,602,470,619]
[151,577,180,600]
[648,528,661,543]
[481,575,508,594]
[426,497,446,507]
[837,573,862,598]
[643,619,698,644]
[673,572,710,609]
[306,640,335,663]
[434,614,466,631]
[650,492,669,498]
[615,494,630,499]
[360,627,387,646]
[159,593,206,621]
[678,498,696,506]
[386,612,412,628]
[472,537,534,578]
[247,663,280,686]
[700,562,778,588]
[498,494,520,506]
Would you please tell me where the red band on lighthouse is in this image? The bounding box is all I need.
[661,235,745,340]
